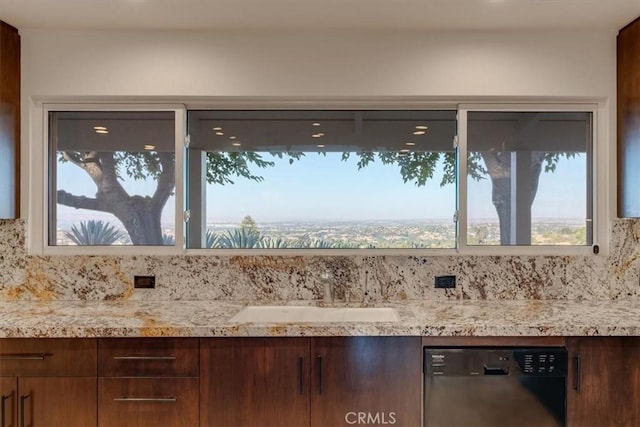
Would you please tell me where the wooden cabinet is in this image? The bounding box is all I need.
[200,337,310,427]
[0,21,20,219]
[200,336,421,427]
[311,336,421,427]
[98,377,198,427]
[97,338,199,427]
[618,17,640,217]
[567,337,640,427]
[0,338,97,427]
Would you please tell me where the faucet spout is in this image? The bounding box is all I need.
[321,271,334,303]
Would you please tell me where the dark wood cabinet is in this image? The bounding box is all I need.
[1,377,16,427]
[97,338,199,427]
[200,336,421,427]
[200,337,310,427]
[567,337,640,427]
[0,21,20,219]
[98,377,198,427]
[618,16,640,217]
[311,336,421,427]
[98,337,199,377]
[0,338,98,427]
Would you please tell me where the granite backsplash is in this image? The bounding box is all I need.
[1,219,639,302]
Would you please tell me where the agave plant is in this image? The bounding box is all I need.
[205,229,224,248]
[64,220,124,245]
[217,228,264,248]
[298,238,335,249]
[255,236,290,249]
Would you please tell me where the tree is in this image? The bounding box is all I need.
[57,145,572,246]
[240,215,259,236]
[57,151,279,245]
[57,151,174,245]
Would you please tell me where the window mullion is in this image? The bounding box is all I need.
[456,107,469,253]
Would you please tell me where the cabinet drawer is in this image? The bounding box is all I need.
[98,377,199,427]
[99,338,198,377]
[0,338,97,376]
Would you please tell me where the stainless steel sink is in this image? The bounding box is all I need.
[229,306,400,323]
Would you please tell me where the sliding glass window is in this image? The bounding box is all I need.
[186,110,458,250]
[48,110,178,246]
[464,110,592,247]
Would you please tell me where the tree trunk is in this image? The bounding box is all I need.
[480,151,546,245]
[57,151,174,245]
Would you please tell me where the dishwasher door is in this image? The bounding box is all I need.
[424,348,567,427]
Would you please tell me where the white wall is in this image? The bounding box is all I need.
[20,28,618,216]
[21,29,616,98]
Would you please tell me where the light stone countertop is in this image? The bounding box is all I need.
[2,299,640,338]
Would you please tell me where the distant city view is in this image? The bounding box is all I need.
[55,217,588,247]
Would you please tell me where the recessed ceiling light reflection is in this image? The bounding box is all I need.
[95,130,109,134]
[213,127,222,131]
[405,142,416,146]
[312,122,321,127]
[317,144,325,148]
[93,126,107,131]
[413,130,426,135]
[144,144,155,151]
[400,148,411,153]
[229,136,237,140]
[231,142,242,147]
[215,132,224,136]
[415,125,428,130]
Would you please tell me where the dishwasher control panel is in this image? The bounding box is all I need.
[424,347,567,377]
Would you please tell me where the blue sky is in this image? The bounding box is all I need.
[56,151,586,229]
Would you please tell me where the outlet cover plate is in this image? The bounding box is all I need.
[134,275,156,289]
[435,275,456,289]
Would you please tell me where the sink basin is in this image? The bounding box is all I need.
[229,306,400,323]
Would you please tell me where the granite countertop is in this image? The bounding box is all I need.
[2,299,639,338]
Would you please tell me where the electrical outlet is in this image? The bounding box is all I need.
[134,275,155,289]
[435,275,456,289]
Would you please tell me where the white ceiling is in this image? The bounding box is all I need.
[1,0,639,32]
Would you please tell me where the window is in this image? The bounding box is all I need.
[34,102,605,255]
[46,109,183,249]
[186,110,457,249]
[463,110,593,247]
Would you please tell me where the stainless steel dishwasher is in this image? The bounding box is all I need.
[424,347,567,427]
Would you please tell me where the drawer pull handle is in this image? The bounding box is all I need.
[317,355,323,395]
[0,354,47,360]
[113,356,176,361]
[1,394,11,427]
[20,395,30,427]
[114,397,177,402]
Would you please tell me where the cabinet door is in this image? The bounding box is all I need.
[1,378,17,427]
[18,377,97,427]
[311,336,421,427]
[0,21,20,219]
[617,17,640,217]
[98,377,198,427]
[200,337,310,427]
[567,337,640,427]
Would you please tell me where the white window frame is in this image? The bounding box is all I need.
[29,103,187,256]
[27,98,610,256]
[457,102,608,256]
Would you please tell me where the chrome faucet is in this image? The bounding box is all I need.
[321,271,334,303]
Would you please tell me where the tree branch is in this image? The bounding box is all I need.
[57,190,99,211]
[151,152,175,210]
[62,151,85,169]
